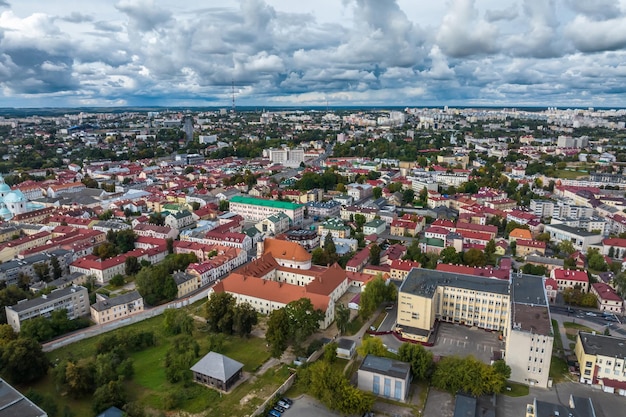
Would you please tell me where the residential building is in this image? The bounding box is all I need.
[318,218,351,239]
[255,212,291,236]
[575,332,626,394]
[525,396,596,417]
[544,223,603,252]
[306,200,341,218]
[363,219,386,235]
[336,338,356,359]
[5,285,89,332]
[173,271,199,298]
[516,239,547,257]
[164,210,195,231]
[357,354,411,402]
[90,291,144,324]
[509,228,532,242]
[229,196,304,225]
[590,283,624,314]
[389,259,421,281]
[347,183,373,201]
[550,268,589,293]
[340,205,378,222]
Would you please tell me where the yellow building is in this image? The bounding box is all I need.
[396,269,510,343]
[575,332,626,394]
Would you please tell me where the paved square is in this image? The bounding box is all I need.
[431,322,504,363]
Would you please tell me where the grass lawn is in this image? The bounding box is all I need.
[29,314,277,417]
[503,382,530,397]
[554,169,587,179]
[371,310,387,330]
[563,322,594,342]
[551,320,563,352]
[345,316,365,336]
[550,356,569,383]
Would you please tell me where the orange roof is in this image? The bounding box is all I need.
[509,228,532,239]
[263,238,311,263]
[213,273,330,312]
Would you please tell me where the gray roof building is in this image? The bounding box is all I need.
[0,378,47,417]
[399,268,510,299]
[190,351,244,392]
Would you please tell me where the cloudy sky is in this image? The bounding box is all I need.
[1,0,626,108]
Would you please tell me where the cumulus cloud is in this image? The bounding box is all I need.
[1,0,626,106]
[115,0,172,32]
[565,0,623,21]
[436,0,499,58]
[565,15,626,52]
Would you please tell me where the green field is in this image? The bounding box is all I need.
[563,322,594,341]
[25,314,279,417]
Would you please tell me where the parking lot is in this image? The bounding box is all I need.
[284,395,342,417]
[431,322,504,363]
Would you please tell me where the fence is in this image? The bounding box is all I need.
[250,372,297,417]
[43,289,209,352]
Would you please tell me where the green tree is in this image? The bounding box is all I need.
[335,303,350,335]
[485,239,496,258]
[33,262,51,281]
[0,337,49,384]
[440,246,462,265]
[125,256,140,276]
[284,298,324,354]
[92,380,127,414]
[369,244,381,266]
[204,292,236,334]
[463,248,487,267]
[164,335,199,384]
[402,188,415,205]
[64,361,96,398]
[219,200,229,212]
[324,341,338,363]
[354,214,366,230]
[51,256,63,279]
[558,240,575,256]
[134,265,178,306]
[266,308,291,358]
[398,343,434,380]
[359,275,397,319]
[163,309,194,336]
[110,274,125,287]
[232,302,258,337]
[608,246,615,258]
[324,233,336,258]
[372,187,382,199]
[357,337,388,357]
[312,247,329,266]
[536,232,551,243]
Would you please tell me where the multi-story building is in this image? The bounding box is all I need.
[229,196,304,226]
[318,218,351,239]
[363,219,387,235]
[530,199,555,219]
[164,210,196,231]
[90,290,144,324]
[306,200,341,219]
[340,205,378,222]
[590,283,624,314]
[5,285,89,332]
[550,268,589,293]
[396,269,553,387]
[210,238,349,329]
[575,332,626,394]
[255,212,291,236]
[515,239,547,257]
[544,223,603,252]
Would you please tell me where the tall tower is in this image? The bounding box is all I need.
[183,116,194,143]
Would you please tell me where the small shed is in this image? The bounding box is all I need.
[336,338,356,359]
[190,351,244,392]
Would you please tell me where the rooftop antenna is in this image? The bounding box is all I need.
[231,80,236,113]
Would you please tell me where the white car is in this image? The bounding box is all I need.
[277,400,290,409]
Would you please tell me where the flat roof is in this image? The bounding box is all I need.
[511,303,552,336]
[8,285,87,313]
[0,378,47,417]
[400,268,510,299]
[359,354,410,379]
[511,273,548,306]
[230,195,303,210]
[579,332,626,360]
[545,223,598,237]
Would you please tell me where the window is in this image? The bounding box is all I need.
[373,376,380,395]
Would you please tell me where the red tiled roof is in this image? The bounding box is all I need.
[592,282,623,302]
[551,268,589,282]
[436,263,509,280]
[516,239,546,249]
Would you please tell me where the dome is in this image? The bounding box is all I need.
[0,204,11,220]
[3,191,25,203]
[0,182,10,193]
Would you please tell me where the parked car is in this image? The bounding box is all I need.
[277,400,290,409]
[280,397,293,406]
[269,409,281,417]
[274,405,286,413]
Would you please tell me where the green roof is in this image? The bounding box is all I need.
[230,195,303,210]
[365,219,386,227]
[419,237,445,247]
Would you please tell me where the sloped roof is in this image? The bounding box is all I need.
[263,237,311,263]
[190,351,243,382]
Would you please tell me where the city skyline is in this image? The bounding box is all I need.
[1,0,626,108]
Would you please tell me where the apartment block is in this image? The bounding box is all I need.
[5,285,89,332]
[575,332,626,394]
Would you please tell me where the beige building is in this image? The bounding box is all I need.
[396,269,553,388]
[575,332,626,394]
[90,290,144,324]
[5,285,89,332]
